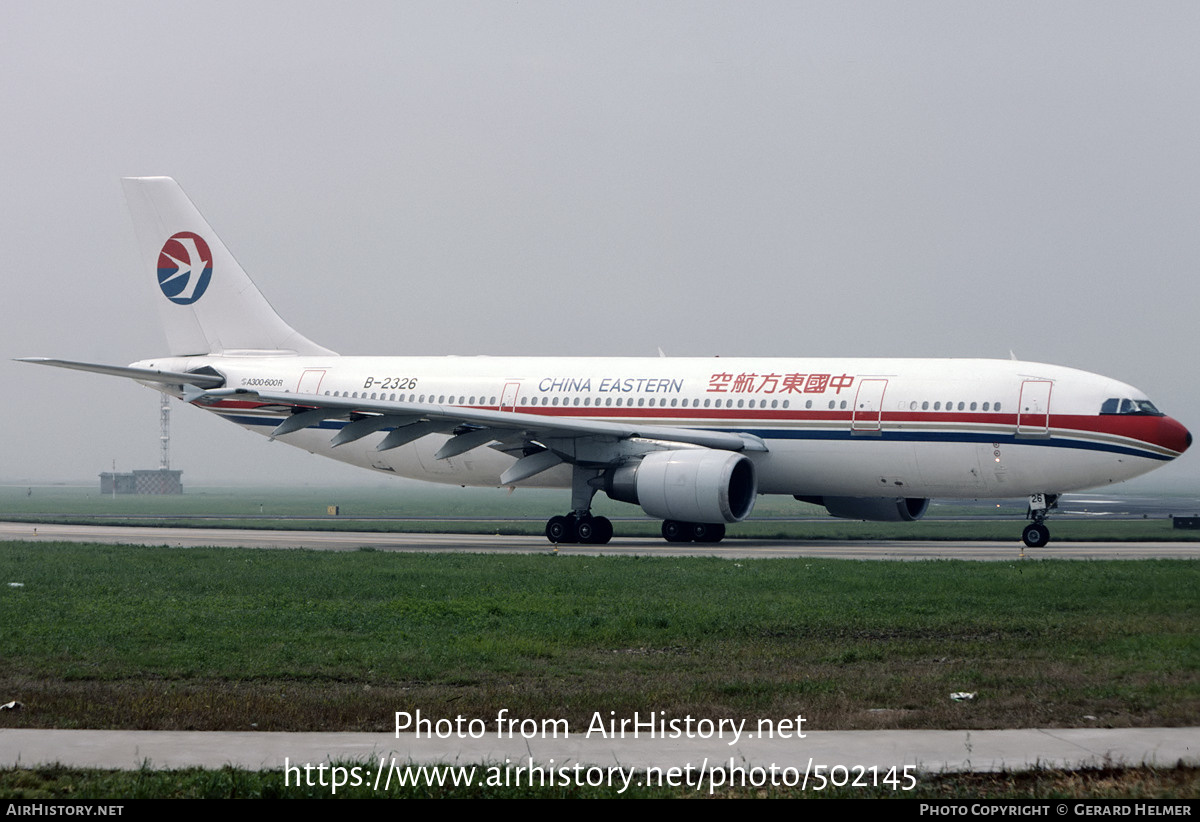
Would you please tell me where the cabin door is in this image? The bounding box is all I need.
[851,379,888,433]
[1016,380,1053,437]
[296,369,327,394]
[501,382,521,412]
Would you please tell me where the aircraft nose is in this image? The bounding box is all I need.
[1161,416,1191,456]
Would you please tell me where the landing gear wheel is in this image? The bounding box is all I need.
[592,516,613,544]
[691,522,726,543]
[546,514,578,544]
[662,520,692,543]
[575,516,595,543]
[575,515,613,545]
[1022,523,1050,548]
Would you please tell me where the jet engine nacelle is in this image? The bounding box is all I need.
[800,495,930,522]
[605,450,757,523]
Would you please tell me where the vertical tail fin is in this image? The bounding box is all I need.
[121,177,336,357]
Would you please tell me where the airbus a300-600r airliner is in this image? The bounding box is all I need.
[21,178,1192,547]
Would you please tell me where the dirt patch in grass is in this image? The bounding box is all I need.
[2,649,1195,732]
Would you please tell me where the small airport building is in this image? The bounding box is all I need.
[99,469,183,495]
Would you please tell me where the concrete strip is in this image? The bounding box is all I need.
[0,728,1196,773]
[3,522,1200,560]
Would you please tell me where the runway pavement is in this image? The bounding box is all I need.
[3,521,1200,559]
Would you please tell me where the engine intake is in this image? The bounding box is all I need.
[606,450,757,523]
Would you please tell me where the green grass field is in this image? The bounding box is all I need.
[1,542,1196,732]
[0,540,1197,798]
[2,486,1197,798]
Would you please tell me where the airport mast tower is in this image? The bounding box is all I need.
[100,395,182,494]
[160,393,170,470]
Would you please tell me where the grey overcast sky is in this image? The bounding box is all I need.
[3,1,1198,488]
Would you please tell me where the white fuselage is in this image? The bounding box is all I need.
[134,354,1190,501]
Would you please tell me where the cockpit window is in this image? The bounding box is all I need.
[1100,398,1164,416]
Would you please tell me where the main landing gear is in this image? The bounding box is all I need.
[1021,493,1058,548]
[661,520,726,543]
[545,513,614,545]
[544,515,727,545]
[542,466,729,546]
[545,467,614,545]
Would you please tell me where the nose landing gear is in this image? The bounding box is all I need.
[1021,493,1058,548]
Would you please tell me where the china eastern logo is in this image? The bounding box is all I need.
[157,232,213,305]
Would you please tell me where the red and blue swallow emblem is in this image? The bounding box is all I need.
[157,232,213,305]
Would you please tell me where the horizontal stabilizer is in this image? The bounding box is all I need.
[16,358,225,388]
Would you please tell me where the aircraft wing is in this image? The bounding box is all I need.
[198,387,766,483]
